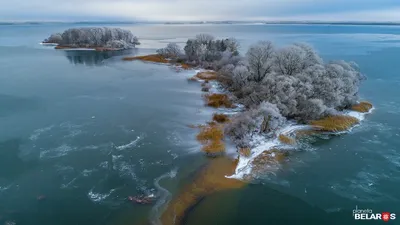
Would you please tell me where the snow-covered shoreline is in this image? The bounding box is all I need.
[229,107,374,180]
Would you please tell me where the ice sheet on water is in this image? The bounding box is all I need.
[329,168,397,202]
[88,188,116,203]
[40,144,77,159]
[115,134,144,151]
[112,155,137,180]
[0,184,12,193]
[29,125,54,141]
[81,169,97,177]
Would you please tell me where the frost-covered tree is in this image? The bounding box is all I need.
[156,36,364,122]
[221,41,364,121]
[195,34,215,44]
[157,43,182,59]
[232,65,251,89]
[43,33,62,44]
[225,102,286,147]
[224,38,240,56]
[273,44,323,76]
[44,27,140,49]
[213,51,243,70]
[246,41,274,82]
[183,34,240,65]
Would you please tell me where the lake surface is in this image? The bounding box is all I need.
[1,23,400,225]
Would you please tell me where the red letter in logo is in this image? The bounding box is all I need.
[382,212,391,222]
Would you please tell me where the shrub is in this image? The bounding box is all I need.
[196,124,224,143]
[196,124,225,157]
[179,63,192,70]
[225,102,286,147]
[212,113,230,123]
[156,43,182,59]
[310,115,359,132]
[204,94,234,108]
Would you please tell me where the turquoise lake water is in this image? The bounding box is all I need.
[0,23,400,225]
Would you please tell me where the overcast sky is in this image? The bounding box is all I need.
[1,0,400,22]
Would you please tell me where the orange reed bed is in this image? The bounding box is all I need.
[310,115,359,132]
[160,157,245,225]
[351,101,373,113]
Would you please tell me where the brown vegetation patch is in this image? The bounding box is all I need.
[295,129,318,138]
[204,94,234,108]
[212,113,230,123]
[196,124,224,143]
[239,148,251,157]
[351,101,373,113]
[122,54,169,63]
[310,115,359,132]
[196,124,225,157]
[253,149,289,165]
[54,45,73,50]
[160,157,245,225]
[278,134,296,145]
[187,76,199,82]
[202,140,225,156]
[179,63,193,70]
[206,121,217,126]
[250,149,289,177]
[194,71,218,81]
[188,71,217,82]
[250,149,290,176]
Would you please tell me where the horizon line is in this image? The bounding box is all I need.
[2,20,400,25]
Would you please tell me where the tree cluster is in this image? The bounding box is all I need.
[157,34,240,68]
[223,41,365,121]
[157,34,365,146]
[44,27,140,49]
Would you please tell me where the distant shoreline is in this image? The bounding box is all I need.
[2,21,400,26]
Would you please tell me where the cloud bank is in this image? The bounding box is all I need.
[1,0,400,21]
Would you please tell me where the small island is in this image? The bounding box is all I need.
[123,33,374,225]
[42,27,140,51]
